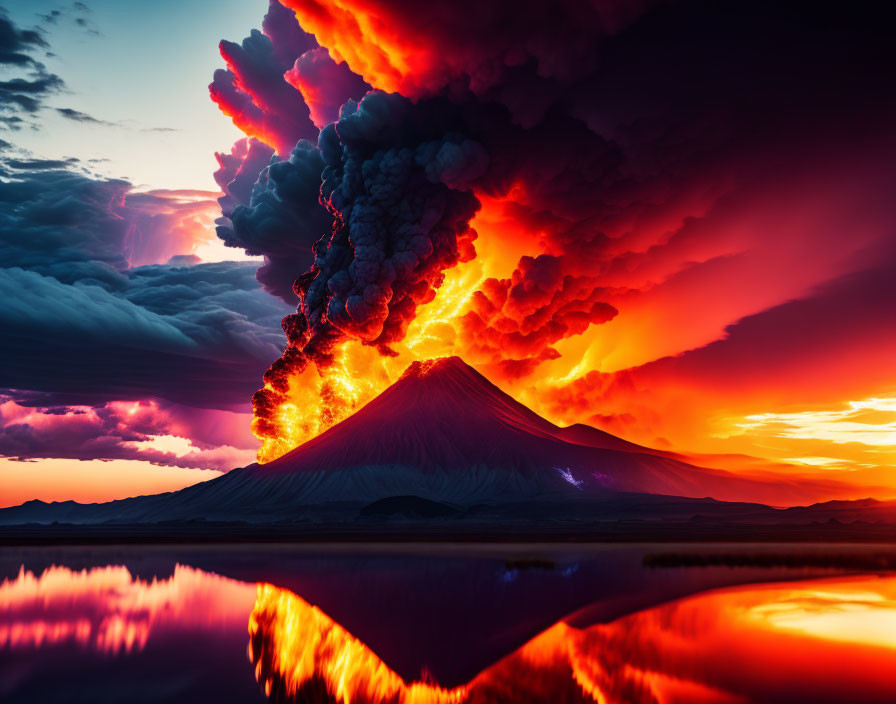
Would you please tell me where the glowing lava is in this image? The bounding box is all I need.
[251,197,525,463]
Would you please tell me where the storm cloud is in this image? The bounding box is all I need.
[0,160,292,411]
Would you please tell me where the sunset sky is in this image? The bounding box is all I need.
[1,0,894,508]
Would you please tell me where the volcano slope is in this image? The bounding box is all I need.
[0,357,887,528]
[245,356,830,505]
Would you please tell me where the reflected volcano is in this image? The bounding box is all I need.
[249,575,896,704]
[3,553,896,703]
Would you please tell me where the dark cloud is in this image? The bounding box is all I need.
[214,137,275,219]
[0,74,65,110]
[269,0,896,377]
[218,139,332,304]
[55,107,115,126]
[0,9,49,66]
[0,161,292,410]
[0,162,221,273]
[309,93,485,350]
[0,10,65,129]
[3,156,78,170]
[252,92,487,434]
[0,262,290,410]
[0,165,131,283]
[208,2,368,305]
[234,0,896,455]
[36,10,62,26]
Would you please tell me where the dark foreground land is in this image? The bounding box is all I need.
[3,518,896,546]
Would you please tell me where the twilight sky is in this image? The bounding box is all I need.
[0,0,260,190]
[0,0,894,507]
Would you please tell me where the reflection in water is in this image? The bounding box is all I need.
[3,561,896,703]
[0,564,256,654]
[747,585,896,649]
[250,583,466,703]
[249,575,896,704]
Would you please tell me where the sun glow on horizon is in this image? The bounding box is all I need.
[724,395,896,474]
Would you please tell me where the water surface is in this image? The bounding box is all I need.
[1,543,894,703]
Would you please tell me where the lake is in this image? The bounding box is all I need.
[1,543,895,703]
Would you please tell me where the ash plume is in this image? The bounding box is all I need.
[210,0,368,304]
[212,0,896,458]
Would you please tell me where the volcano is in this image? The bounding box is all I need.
[0,357,878,527]
[255,356,814,504]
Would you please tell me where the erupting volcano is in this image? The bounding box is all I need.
[252,356,822,507]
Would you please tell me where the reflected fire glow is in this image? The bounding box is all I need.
[4,565,896,702]
[248,575,896,704]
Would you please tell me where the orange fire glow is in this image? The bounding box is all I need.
[249,583,467,703]
[189,0,896,507]
[250,182,896,499]
[249,575,896,704]
[252,195,541,463]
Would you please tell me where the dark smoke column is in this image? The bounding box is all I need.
[252,92,488,453]
[210,0,369,305]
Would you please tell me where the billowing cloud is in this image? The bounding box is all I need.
[0,263,290,409]
[0,153,297,487]
[214,138,275,219]
[276,0,647,124]
[208,0,317,157]
[208,1,369,304]
[0,397,256,471]
[218,0,896,467]
[284,47,370,129]
[217,140,333,304]
[0,164,222,278]
[0,159,292,412]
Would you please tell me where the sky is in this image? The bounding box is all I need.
[0,0,894,508]
[0,0,259,190]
